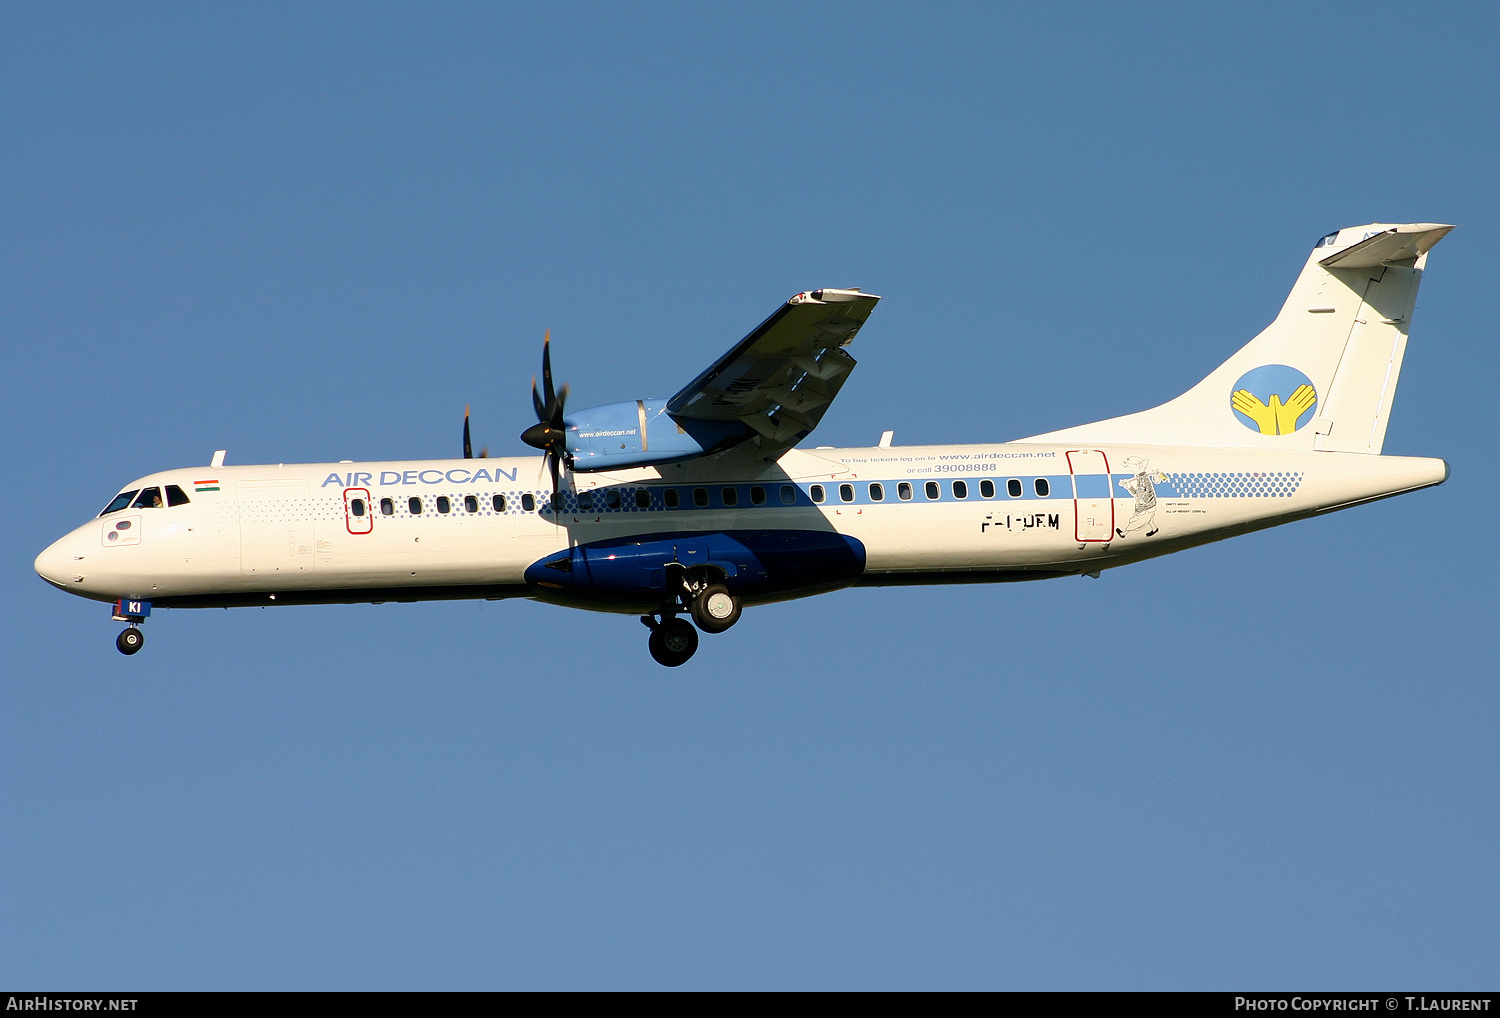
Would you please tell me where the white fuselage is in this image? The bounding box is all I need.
[35,442,1446,613]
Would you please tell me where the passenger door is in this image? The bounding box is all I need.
[1066,450,1114,543]
[343,487,373,535]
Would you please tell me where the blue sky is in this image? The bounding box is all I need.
[3,3,1496,989]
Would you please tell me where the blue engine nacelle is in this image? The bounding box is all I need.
[563,398,749,471]
[525,529,867,611]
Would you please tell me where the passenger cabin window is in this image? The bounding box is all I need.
[635,489,650,509]
[100,490,140,516]
[436,496,451,514]
[132,487,164,509]
[693,488,709,507]
[952,480,968,499]
[465,495,479,513]
[664,488,680,508]
[869,482,884,501]
[380,498,395,515]
[165,485,191,507]
[898,482,913,501]
[779,484,796,505]
[521,493,536,512]
[750,486,766,506]
[1034,478,1050,497]
[606,489,622,510]
[1007,478,1023,498]
[350,498,367,516]
[979,479,995,499]
[578,490,594,511]
[408,497,422,515]
[839,483,854,502]
[492,494,506,512]
[722,487,738,507]
[924,481,940,500]
[810,484,825,504]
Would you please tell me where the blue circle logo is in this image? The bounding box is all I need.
[1230,365,1318,435]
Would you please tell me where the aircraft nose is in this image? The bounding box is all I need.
[35,533,84,590]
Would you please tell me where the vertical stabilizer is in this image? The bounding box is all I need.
[1020,223,1453,452]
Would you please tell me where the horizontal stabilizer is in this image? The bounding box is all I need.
[1320,224,1453,269]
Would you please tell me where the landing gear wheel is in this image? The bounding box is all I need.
[648,618,699,667]
[116,627,144,655]
[690,584,741,634]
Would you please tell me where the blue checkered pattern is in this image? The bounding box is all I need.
[1159,471,1303,498]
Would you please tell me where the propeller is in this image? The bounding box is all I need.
[462,404,488,459]
[519,329,570,500]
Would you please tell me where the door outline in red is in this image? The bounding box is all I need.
[343,487,373,535]
[1066,450,1114,543]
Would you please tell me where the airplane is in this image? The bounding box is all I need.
[35,221,1454,666]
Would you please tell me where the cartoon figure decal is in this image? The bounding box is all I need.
[1230,364,1318,435]
[1116,456,1167,538]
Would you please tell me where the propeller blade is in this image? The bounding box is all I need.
[541,329,554,410]
[521,328,569,499]
[463,404,473,459]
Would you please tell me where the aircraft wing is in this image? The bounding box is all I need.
[666,288,880,457]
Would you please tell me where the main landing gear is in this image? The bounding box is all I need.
[640,574,743,666]
[643,614,698,667]
[689,583,741,634]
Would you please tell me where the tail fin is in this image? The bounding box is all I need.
[1022,223,1454,453]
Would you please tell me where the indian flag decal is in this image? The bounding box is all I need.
[194,479,220,492]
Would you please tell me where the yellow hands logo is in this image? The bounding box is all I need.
[1229,366,1318,435]
[1231,384,1317,435]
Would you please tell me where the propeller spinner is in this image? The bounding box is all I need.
[520,330,570,499]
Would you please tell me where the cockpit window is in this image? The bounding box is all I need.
[131,487,164,509]
[165,485,191,507]
[99,490,140,516]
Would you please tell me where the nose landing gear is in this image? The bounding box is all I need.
[116,627,144,655]
[111,599,150,656]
